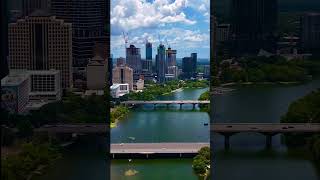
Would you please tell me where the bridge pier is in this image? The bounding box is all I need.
[179,104,183,109]
[166,104,169,109]
[224,135,230,150]
[153,104,157,109]
[192,103,196,109]
[263,133,277,149]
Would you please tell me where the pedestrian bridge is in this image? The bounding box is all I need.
[121,100,210,108]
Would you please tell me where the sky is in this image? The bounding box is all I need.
[111,0,210,59]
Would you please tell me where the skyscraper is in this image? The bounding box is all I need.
[191,53,197,73]
[182,53,197,79]
[301,13,320,56]
[51,0,108,87]
[182,57,193,79]
[126,45,142,73]
[166,47,177,67]
[112,65,133,91]
[146,41,152,60]
[143,41,153,73]
[231,0,278,56]
[8,12,73,89]
[156,44,166,83]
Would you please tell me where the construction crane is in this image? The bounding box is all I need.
[165,38,170,48]
[122,32,129,48]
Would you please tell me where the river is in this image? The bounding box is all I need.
[34,79,320,180]
[110,87,209,179]
[212,79,320,180]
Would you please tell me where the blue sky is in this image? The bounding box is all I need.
[111,0,210,59]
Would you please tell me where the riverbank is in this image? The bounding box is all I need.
[110,106,130,128]
[212,79,320,180]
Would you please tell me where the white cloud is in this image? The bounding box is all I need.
[111,0,196,35]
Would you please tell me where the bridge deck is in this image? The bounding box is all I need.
[212,123,320,134]
[110,143,209,154]
[121,100,210,104]
[34,123,320,134]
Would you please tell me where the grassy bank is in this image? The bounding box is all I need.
[110,106,130,128]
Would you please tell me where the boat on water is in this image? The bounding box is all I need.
[204,123,208,126]
[128,137,136,141]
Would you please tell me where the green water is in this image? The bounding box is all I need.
[212,79,320,180]
[110,88,209,179]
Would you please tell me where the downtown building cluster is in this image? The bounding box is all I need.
[110,40,201,98]
[2,0,109,114]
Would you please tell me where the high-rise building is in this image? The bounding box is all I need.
[230,0,278,56]
[126,45,142,73]
[182,57,193,79]
[112,65,133,91]
[191,53,197,73]
[116,57,126,67]
[146,41,152,60]
[167,66,179,79]
[166,47,177,67]
[87,55,107,90]
[156,44,166,83]
[301,13,320,56]
[182,53,197,79]
[51,0,108,88]
[217,24,230,42]
[141,59,152,73]
[8,12,73,89]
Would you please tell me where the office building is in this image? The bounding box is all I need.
[231,0,278,55]
[155,44,166,83]
[110,83,129,98]
[8,12,73,89]
[301,13,320,55]
[126,45,142,73]
[51,0,108,87]
[217,24,231,42]
[182,53,197,79]
[166,48,177,67]
[146,41,152,60]
[112,65,133,91]
[1,71,30,114]
[28,70,62,101]
[141,59,152,73]
[191,53,197,73]
[116,57,126,67]
[167,66,179,79]
[86,55,107,90]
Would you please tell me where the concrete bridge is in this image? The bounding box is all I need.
[121,100,210,109]
[110,143,209,159]
[211,123,320,149]
[34,123,320,150]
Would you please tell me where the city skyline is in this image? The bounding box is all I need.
[111,0,210,59]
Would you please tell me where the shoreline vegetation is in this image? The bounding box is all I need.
[1,92,108,180]
[212,56,320,87]
[281,89,320,167]
[110,106,130,128]
[121,80,209,101]
[1,142,61,180]
[192,147,210,179]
